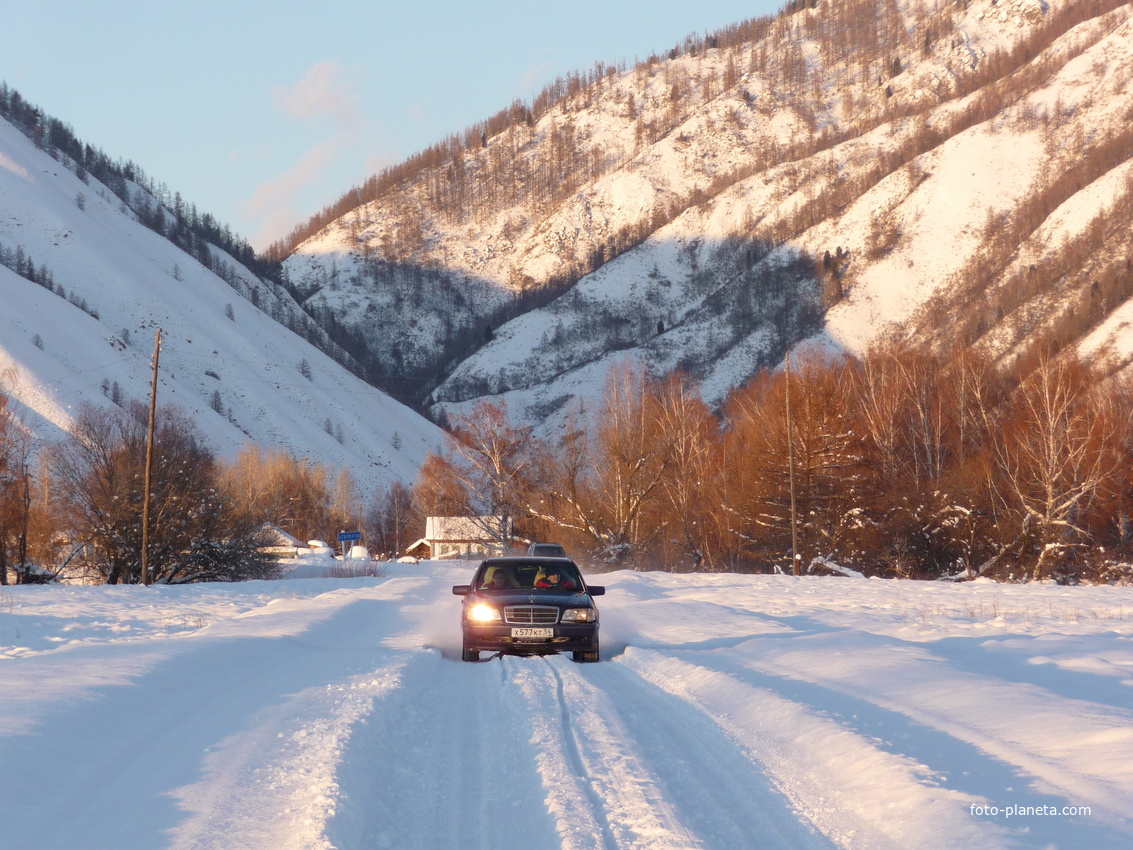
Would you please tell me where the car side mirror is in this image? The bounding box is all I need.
[452,585,471,596]
[588,586,605,596]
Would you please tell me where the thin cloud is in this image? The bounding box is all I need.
[244,63,365,249]
[519,57,554,97]
[244,137,342,250]
[365,150,399,178]
[273,61,362,136]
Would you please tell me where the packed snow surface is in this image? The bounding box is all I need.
[2,563,1131,849]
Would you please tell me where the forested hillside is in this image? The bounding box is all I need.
[0,86,447,584]
[277,0,1133,432]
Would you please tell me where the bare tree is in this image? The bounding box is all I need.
[54,402,277,584]
[991,355,1114,579]
[523,363,675,566]
[851,346,908,485]
[412,451,471,524]
[584,362,674,565]
[364,480,415,559]
[724,356,868,569]
[839,344,1012,576]
[652,373,723,570]
[442,399,534,551]
[0,392,33,584]
[522,407,601,554]
[219,445,335,543]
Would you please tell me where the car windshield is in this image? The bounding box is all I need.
[476,562,582,591]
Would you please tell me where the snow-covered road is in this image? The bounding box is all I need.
[2,563,1131,849]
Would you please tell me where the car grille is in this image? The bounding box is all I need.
[504,605,560,625]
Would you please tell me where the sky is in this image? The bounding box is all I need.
[4,0,782,252]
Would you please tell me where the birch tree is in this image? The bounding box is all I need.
[992,355,1113,579]
[526,363,674,566]
[652,373,723,570]
[442,399,534,550]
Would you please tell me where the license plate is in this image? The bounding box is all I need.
[511,627,553,639]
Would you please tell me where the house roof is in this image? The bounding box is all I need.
[259,524,304,548]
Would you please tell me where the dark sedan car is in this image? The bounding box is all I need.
[526,542,568,558]
[452,556,604,662]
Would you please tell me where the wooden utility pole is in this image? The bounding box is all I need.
[141,328,162,586]
[786,353,800,576]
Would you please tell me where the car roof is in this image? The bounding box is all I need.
[479,556,577,568]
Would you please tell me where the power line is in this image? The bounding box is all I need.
[10,345,442,411]
[161,344,441,385]
[157,345,439,403]
[15,356,137,393]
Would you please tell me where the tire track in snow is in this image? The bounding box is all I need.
[561,659,837,850]
[1,579,426,850]
[514,657,694,850]
[603,577,1133,847]
[329,651,560,850]
[654,642,1133,849]
[616,646,1016,850]
[546,658,622,850]
[166,579,437,850]
[170,660,406,850]
[501,658,612,850]
[512,656,834,850]
[701,632,1133,847]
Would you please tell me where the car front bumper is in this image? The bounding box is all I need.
[462,623,599,655]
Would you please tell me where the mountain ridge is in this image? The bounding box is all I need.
[0,111,445,494]
[3,0,1131,485]
[278,0,1133,434]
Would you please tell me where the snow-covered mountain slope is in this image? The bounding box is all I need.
[281,0,1133,434]
[3,565,1131,849]
[0,116,445,490]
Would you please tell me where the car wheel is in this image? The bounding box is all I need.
[462,646,480,662]
[573,648,599,663]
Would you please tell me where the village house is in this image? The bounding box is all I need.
[405,516,513,560]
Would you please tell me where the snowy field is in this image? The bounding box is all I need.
[1,562,1131,850]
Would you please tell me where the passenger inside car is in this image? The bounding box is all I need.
[481,567,516,589]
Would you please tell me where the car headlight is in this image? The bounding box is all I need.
[561,607,596,623]
[467,603,502,623]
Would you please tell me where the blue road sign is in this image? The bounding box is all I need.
[338,531,362,542]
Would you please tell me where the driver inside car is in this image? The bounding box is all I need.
[535,568,576,589]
